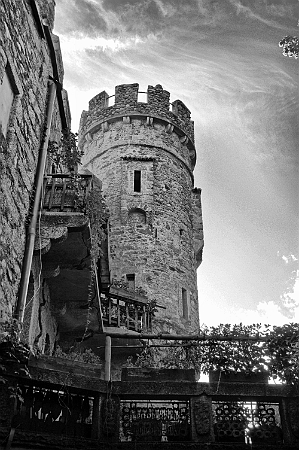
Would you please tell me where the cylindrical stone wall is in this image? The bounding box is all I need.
[79,83,203,334]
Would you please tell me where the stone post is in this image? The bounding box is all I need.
[99,395,120,443]
[280,397,299,445]
[190,394,215,443]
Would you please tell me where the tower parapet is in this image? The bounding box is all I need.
[80,83,196,169]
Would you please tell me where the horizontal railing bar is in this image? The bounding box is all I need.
[103,331,270,342]
[45,174,92,179]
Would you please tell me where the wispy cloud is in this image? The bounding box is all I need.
[55,0,298,327]
[60,33,145,53]
[152,0,176,17]
[228,0,286,29]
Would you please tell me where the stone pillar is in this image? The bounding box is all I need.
[280,397,299,445]
[91,393,101,439]
[99,395,120,443]
[190,394,215,443]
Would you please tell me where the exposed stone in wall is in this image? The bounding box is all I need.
[0,0,67,319]
[79,84,204,334]
[22,257,57,353]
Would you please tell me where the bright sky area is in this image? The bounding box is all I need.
[53,0,299,327]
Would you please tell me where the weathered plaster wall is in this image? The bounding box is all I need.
[79,83,204,333]
[0,0,67,320]
[22,258,57,353]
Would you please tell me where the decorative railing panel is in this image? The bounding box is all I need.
[213,401,283,445]
[14,384,94,438]
[101,295,151,332]
[120,400,190,442]
[42,174,92,212]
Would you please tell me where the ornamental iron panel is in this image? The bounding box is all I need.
[212,401,283,444]
[13,384,94,438]
[120,400,190,442]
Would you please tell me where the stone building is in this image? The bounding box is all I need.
[79,83,204,335]
[0,0,72,353]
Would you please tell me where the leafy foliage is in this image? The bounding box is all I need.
[0,319,31,396]
[268,323,299,384]
[111,278,147,297]
[85,179,109,261]
[128,323,299,384]
[48,129,84,172]
[54,345,102,365]
[279,36,299,59]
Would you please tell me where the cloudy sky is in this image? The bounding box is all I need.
[53,0,298,326]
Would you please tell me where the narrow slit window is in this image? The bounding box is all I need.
[133,170,141,192]
[126,274,135,290]
[182,288,188,319]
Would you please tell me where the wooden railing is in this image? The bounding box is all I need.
[101,291,151,332]
[42,174,92,212]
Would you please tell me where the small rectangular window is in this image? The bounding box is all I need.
[182,288,188,319]
[126,274,135,290]
[133,170,141,192]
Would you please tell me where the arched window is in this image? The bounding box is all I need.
[128,208,146,225]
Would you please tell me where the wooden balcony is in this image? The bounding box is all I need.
[42,174,92,212]
[101,288,152,332]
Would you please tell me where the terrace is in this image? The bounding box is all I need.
[1,358,298,450]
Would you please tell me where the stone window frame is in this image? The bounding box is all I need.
[0,52,23,144]
[126,273,136,290]
[133,170,142,193]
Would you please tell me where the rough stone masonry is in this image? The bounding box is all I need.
[79,83,204,334]
[0,0,69,350]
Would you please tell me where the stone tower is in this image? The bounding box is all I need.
[78,83,204,334]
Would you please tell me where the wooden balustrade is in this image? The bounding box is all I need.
[42,174,92,212]
[101,294,151,332]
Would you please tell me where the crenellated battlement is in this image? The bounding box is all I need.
[81,83,194,144]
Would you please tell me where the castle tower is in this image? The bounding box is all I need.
[78,83,204,334]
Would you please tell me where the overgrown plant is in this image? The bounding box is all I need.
[48,129,84,172]
[54,345,102,365]
[0,318,31,401]
[110,278,147,297]
[279,35,299,59]
[86,179,109,262]
[127,323,299,385]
